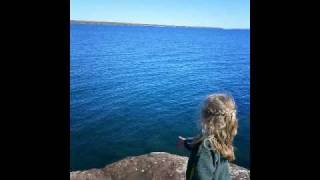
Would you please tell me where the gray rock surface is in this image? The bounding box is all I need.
[70,152,250,180]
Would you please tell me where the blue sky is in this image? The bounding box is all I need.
[71,0,250,29]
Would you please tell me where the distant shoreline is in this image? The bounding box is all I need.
[70,20,249,30]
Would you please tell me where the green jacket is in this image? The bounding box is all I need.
[184,138,231,180]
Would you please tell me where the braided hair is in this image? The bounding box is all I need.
[194,93,238,161]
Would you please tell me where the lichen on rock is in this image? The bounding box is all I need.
[70,152,250,180]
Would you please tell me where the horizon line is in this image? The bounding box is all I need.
[70,19,250,30]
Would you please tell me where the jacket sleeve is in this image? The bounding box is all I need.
[194,144,216,180]
[184,137,195,151]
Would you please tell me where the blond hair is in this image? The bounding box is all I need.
[194,93,238,161]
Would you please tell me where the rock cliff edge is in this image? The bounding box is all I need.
[70,152,250,180]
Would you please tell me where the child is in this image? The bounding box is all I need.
[177,93,238,180]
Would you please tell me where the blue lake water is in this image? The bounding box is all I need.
[70,23,250,171]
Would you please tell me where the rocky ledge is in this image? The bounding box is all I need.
[70,152,250,180]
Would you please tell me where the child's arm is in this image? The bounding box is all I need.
[193,144,216,180]
[183,137,195,151]
[177,136,195,151]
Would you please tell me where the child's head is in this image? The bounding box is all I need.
[200,93,238,161]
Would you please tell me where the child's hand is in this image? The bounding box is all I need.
[176,136,186,148]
